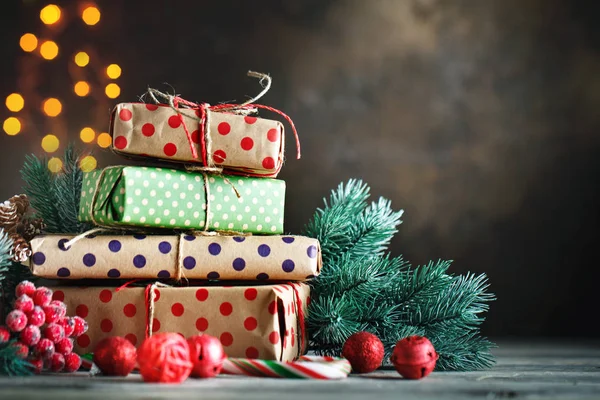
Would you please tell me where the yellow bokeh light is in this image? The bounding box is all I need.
[42,98,62,117]
[40,40,59,60]
[82,6,101,25]
[74,81,90,97]
[3,117,21,136]
[6,93,24,112]
[19,33,38,52]
[80,155,97,172]
[47,157,63,173]
[105,83,120,99]
[97,132,112,148]
[41,134,60,153]
[40,4,61,25]
[106,64,121,79]
[80,127,95,143]
[74,51,89,67]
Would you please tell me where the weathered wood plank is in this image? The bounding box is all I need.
[1,340,599,400]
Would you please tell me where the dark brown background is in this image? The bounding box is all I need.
[1,0,599,337]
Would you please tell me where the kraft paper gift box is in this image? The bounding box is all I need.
[53,283,309,362]
[78,166,285,234]
[29,234,321,281]
[111,103,285,177]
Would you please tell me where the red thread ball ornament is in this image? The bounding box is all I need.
[137,333,193,383]
[391,335,438,379]
[187,334,226,378]
[341,331,385,373]
[93,336,137,376]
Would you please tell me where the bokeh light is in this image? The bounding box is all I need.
[3,117,21,136]
[97,132,112,148]
[105,83,120,99]
[80,127,95,143]
[106,64,121,79]
[74,81,90,97]
[40,4,61,25]
[41,134,60,153]
[47,157,63,173]
[5,93,24,112]
[82,6,101,25]
[74,51,90,67]
[40,40,59,60]
[80,155,97,172]
[19,33,38,52]
[42,98,62,117]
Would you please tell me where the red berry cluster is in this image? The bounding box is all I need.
[0,281,88,373]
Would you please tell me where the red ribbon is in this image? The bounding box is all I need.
[169,95,301,165]
[291,283,307,355]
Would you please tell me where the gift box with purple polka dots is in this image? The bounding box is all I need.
[29,234,321,281]
[78,166,285,234]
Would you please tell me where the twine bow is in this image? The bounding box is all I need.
[145,71,300,172]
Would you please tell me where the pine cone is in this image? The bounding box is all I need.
[17,218,45,241]
[0,202,20,232]
[8,194,29,216]
[9,233,32,263]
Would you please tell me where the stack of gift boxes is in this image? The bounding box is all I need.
[28,98,320,362]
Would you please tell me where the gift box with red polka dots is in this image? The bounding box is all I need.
[78,166,285,234]
[53,283,309,362]
[111,103,285,177]
[29,234,321,281]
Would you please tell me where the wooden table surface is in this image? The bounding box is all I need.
[0,340,599,400]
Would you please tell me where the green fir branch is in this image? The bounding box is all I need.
[0,342,33,376]
[303,179,496,371]
[21,144,90,234]
[55,145,92,233]
[21,153,61,232]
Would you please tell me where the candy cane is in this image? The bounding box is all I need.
[222,356,351,380]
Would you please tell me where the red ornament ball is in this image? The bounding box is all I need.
[43,323,65,343]
[58,317,75,337]
[55,338,74,355]
[34,338,55,360]
[187,334,226,378]
[63,352,82,373]
[27,306,46,327]
[0,326,10,343]
[14,295,35,313]
[32,287,53,307]
[20,325,41,347]
[137,333,193,383]
[391,335,438,379]
[341,332,385,373]
[43,304,65,324]
[5,309,28,332]
[15,281,36,298]
[93,337,137,376]
[29,357,44,374]
[71,316,88,337]
[50,353,65,372]
[12,342,29,359]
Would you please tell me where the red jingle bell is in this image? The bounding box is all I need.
[391,335,438,379]
[341,331,385,373]
[187,334,226,378]
[93,336,137,376]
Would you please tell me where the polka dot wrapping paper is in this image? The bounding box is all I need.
[78,166,285,234]
[111,103,285,177]
[29,234,321,281]
[52,283,309,362]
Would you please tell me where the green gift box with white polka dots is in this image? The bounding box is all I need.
[78,166,286,234]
